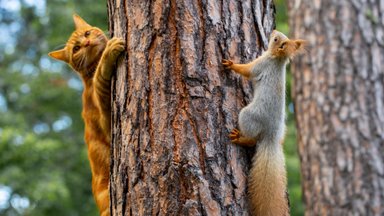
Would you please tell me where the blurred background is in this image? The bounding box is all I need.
[0,0,106,215]
[0,0,302,215]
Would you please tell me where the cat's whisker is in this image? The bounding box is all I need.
[82,57,88,69]
[97,34,106,42]
[79,54,87,69]
[74,53,85,70]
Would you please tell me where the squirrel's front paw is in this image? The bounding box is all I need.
[229,128,241,143]
[106,37,125,59]
[222,59,233,69]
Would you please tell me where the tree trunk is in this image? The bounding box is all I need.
[107,0,275,215]
[289,1,384,215]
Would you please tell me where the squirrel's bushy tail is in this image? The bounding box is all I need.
[249,138,289,216]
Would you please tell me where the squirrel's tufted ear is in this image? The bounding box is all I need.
[73,14,91,30]
[294,39,307,53]
[48,48,69,63]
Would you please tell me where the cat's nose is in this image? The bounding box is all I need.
[84,40,90,47]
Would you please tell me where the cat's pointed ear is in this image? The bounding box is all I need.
[48,49,69,63]
[73,14,91,30]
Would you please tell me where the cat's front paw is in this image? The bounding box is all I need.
[106,37,125,59]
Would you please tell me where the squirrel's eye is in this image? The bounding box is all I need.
[85,31,91,37]
[73,45,81,52]
[274,37,278,42]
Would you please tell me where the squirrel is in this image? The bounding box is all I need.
[222,30,306,216]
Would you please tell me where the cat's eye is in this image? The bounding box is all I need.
[85,31,91,37]
[73,45,81,52]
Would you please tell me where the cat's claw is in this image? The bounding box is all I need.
[106,37,125,58]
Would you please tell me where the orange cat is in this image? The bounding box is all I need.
[49,14,124,216]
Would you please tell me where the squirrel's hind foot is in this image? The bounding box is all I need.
[229,128,257,147]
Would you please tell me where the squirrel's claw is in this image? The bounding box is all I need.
[229,128,241,141]
[222,59,233,69]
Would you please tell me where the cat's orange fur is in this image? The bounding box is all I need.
[49,14,125,216]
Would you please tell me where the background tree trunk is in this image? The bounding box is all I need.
[107,0,275,215]
[289,1,384,215]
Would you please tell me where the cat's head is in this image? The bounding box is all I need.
[49,14,108,76]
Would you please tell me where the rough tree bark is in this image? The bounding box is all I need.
[289,1,384,215]
[107,0,275,215]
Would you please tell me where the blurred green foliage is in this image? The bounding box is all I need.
[0,0,107,215]
[0,0,303,215]
[275,0,289,35]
